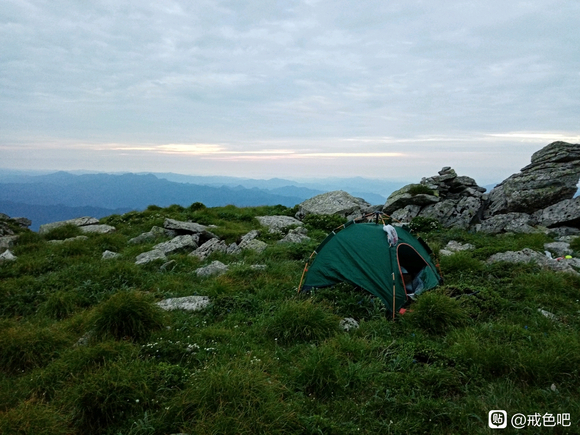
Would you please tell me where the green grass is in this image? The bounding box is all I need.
[1,204,579,434]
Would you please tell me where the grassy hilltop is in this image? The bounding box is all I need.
[1,204,579,434]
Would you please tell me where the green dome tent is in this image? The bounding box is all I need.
[299,218,442,318]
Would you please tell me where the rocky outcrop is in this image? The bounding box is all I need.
[39,217,100,234]
[128,226,177,244]
[544,242,572,257]
[256,216,303,233]
[297,191,373,220]
[79,224,116,234]
[532,197,580,228]
[163,218,217,241]
[484,141,580,217]
[476,212,537,234]
[153,234,199,255]
[189,238,228,260]
[383,167,486,229]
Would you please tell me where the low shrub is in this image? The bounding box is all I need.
[39,291,79,319]
[292,343,341,399]
[42,224,82,241]
[409,216,441,233]
[0,401,70,435]
[189,201,206,211]
[408,184,435,196]
[302,214,347,232]
[262,299,339,345]
[91,291,165,342]
[439,251,483,275]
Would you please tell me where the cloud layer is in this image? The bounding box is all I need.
[1,0,578,183]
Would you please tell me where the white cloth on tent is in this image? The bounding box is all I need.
[383,224,398,246]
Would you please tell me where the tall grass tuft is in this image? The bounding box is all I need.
[405,292,468,335]
[0,401,70,435]
[92,291,165,342]
[262,299,339,345]
[166,362,300,434]
[42,223,82,240]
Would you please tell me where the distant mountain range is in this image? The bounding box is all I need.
[0,170,409,231]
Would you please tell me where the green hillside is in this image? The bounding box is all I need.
[1,204,579,434]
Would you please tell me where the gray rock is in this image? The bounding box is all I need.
[538,308,558,321]
[419,196,482,229]
[128,226,177,244]
[486,248,579,275]
[484,141,580,217]
[226,242,242,255]
[256,215,303,233]
[340,317,359,331]
[154,234,199,255]
[298,190,370,219]
[278,227,310,244]
[79,224,116,234]
[135,249,167,265]
[390,205,422,223]
[195,260,229,277]
[0,249,17,262]
[477,212,536,234]
[532,197,580,228]
[163,218,217,239]
[239,238,268,253]
[102,250,120,260]
[444,240,475,253]
[39,217,100,234]
[250,264,267,270]
[157,296,210,311]
[13,217,32,228]
[383,185,439,215]
[544,242,572,257]
[0,235,19,252]
[240,230,260,243]
[549,227,580,238]
[47,235,89,244]
[189,238,228,260]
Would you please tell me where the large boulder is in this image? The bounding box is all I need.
[79,224,116,234]
[484,141,580,217]
[383,185,439,215]
[278,227,310,244]
[256,216,303,233]
[195,260,229,277]
[39,217,99,234]
[532,197,580,228]
[418,196,482,229]
[297,191,372,220]
[135,249,167,265]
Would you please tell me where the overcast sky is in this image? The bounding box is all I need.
[1,0,579,184]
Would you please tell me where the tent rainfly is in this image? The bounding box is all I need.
[299,218,442,318]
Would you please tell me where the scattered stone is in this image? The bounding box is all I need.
[160,260,177,272]
[538,308,558,321]
[278,227,310,244]
[0,249,17,262]
[256,215,304,233]
[226,242,242,255]
[440,240,475,256]
[340,317,359,332]
[189,238,228,260]
[102,250,121,260]
[250,264,267,270]
[544,242,573,257]
[195,260,229,277]
[297,190,371,220]
[484,141,580,217]
[240,230,260,243]
[476,212,537,234]
[47,235,89,244]
[240,239,268,253]
[486,248,579,275]
[157,296,210,312]
[39,216,99,234]
[135,249,167,265]
[79,224,116,234]
[154,234,199,255]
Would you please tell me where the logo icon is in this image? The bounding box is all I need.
[489,410,508,429]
